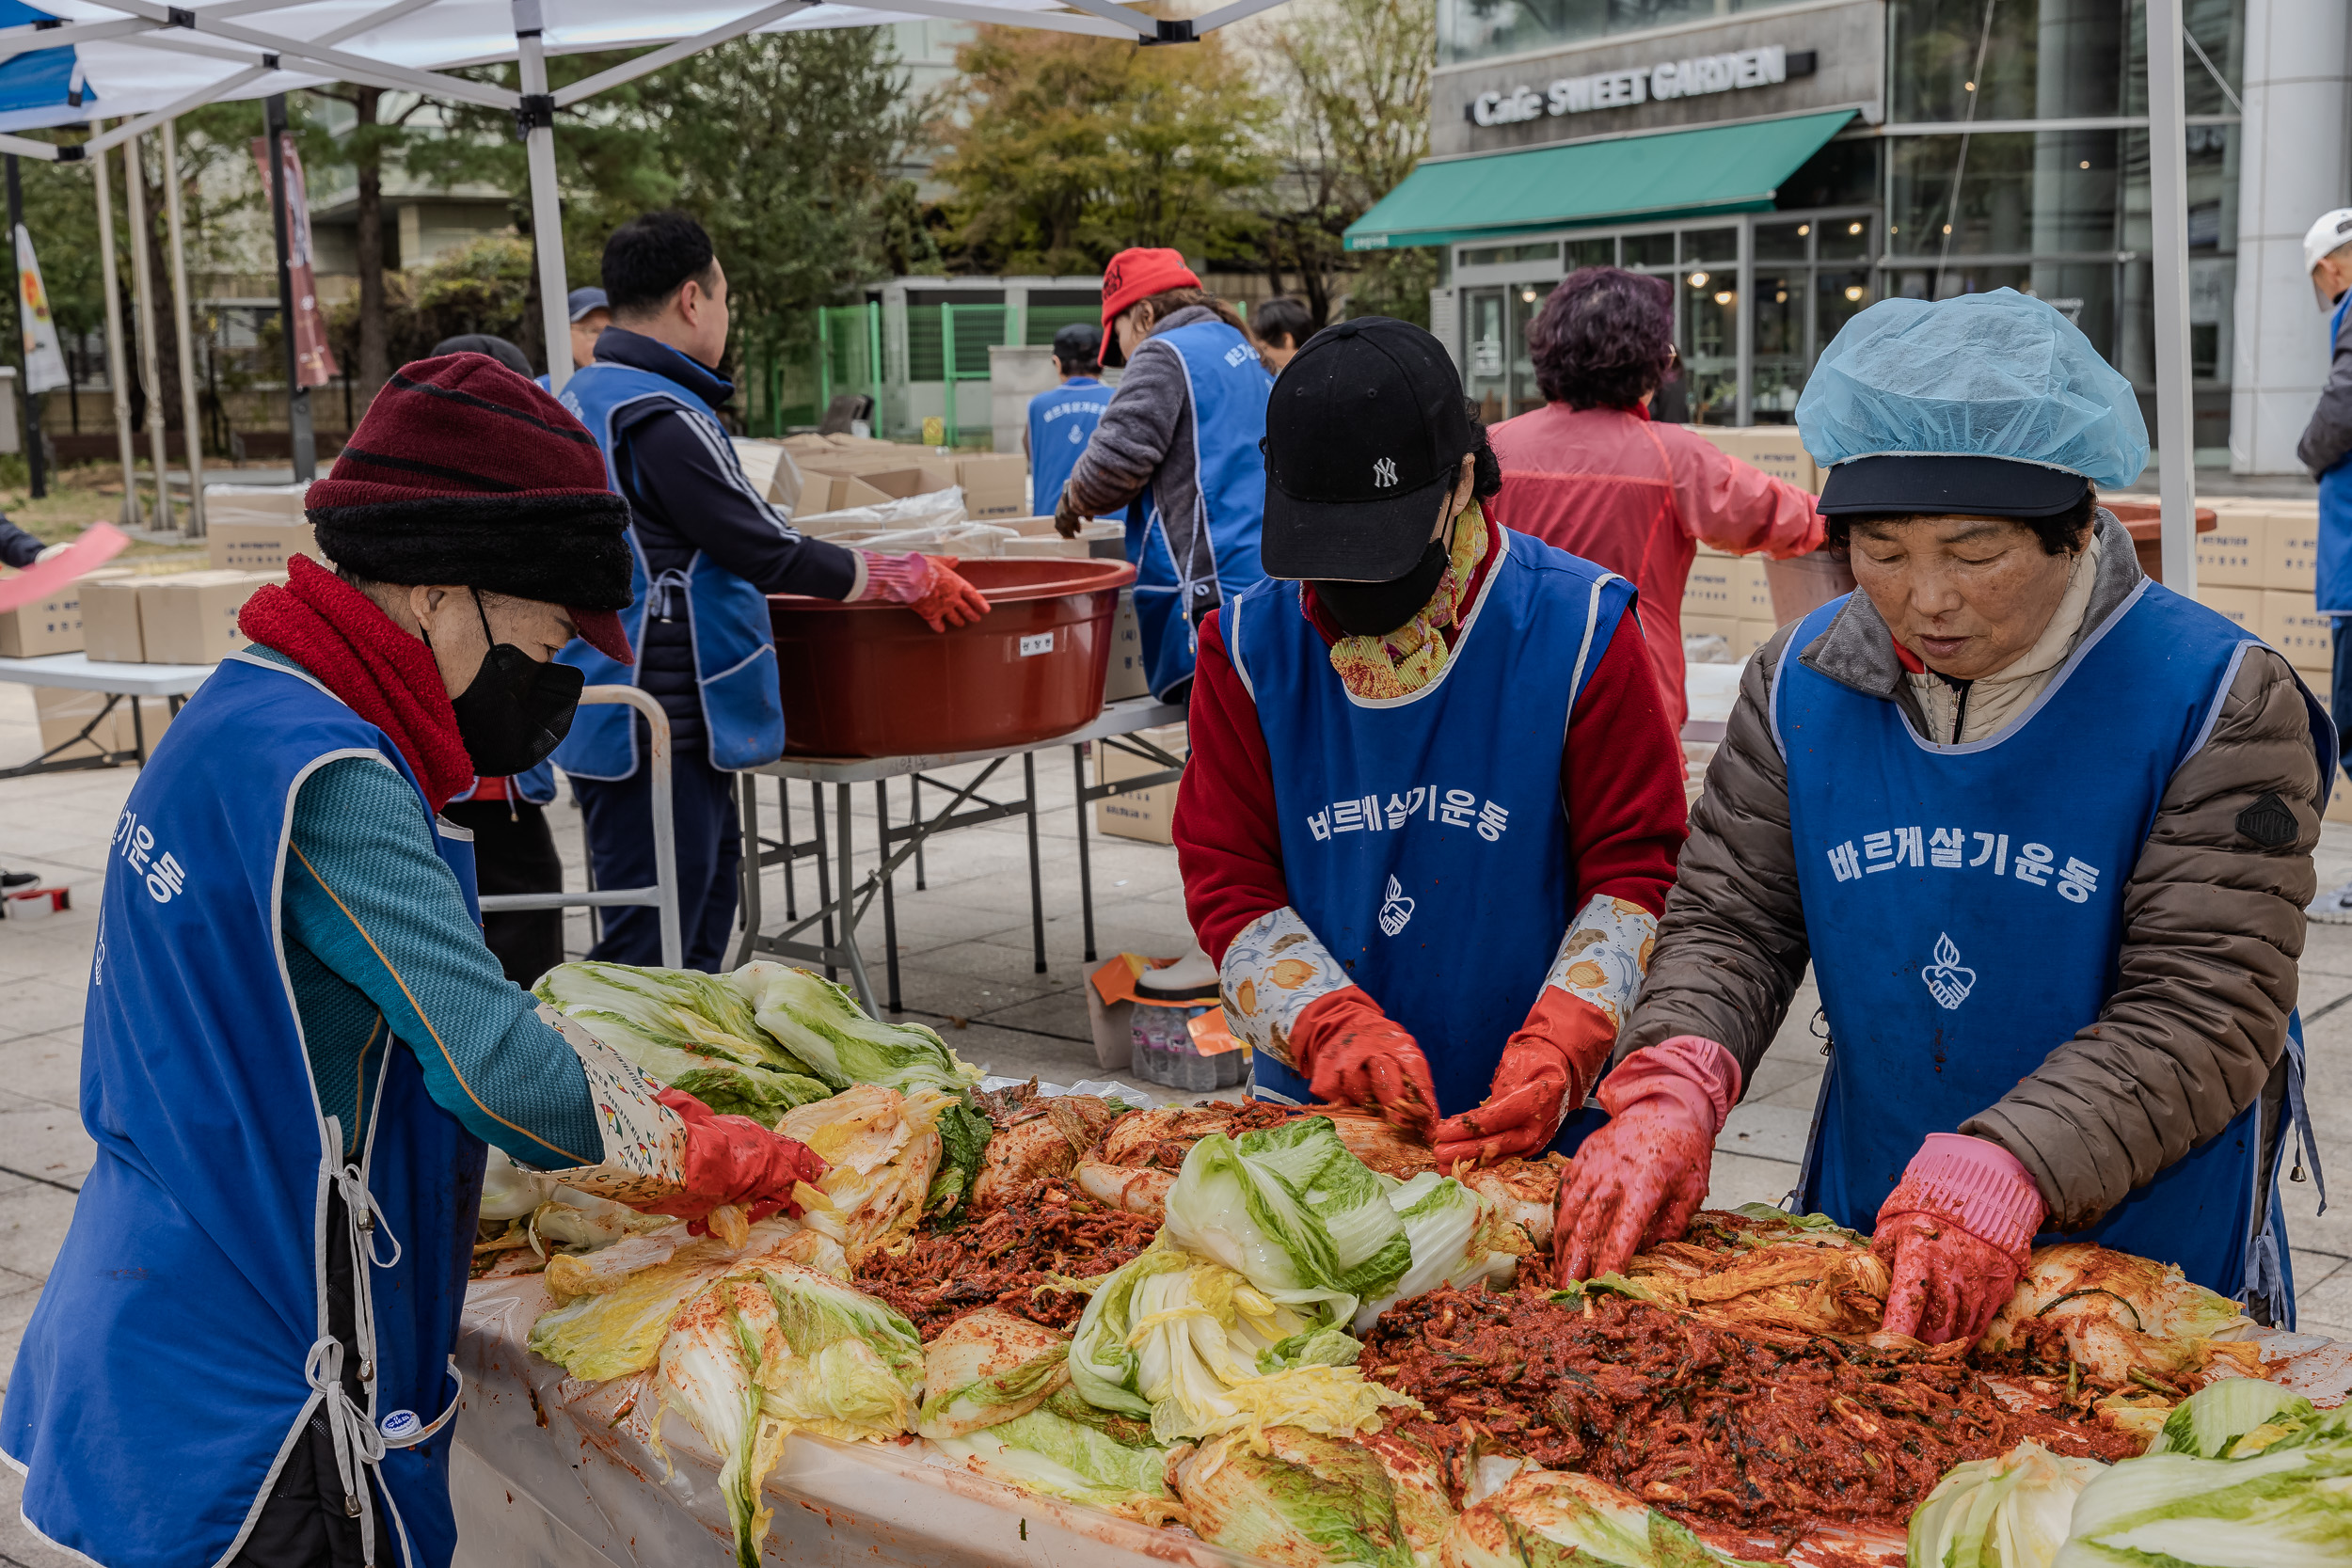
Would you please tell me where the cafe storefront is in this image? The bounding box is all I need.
[1357,0,2250,451]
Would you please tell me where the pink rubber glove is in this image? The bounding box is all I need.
[1294,986,1441,1142]
[1432,989,1615,1168]
[1553,1036,1739,1283]
[859,551,992,632]
[1872,1132,2043,1344]
[650,1087,829,1231]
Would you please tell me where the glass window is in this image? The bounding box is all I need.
[1460,241,1561,268]
[1682,228,1739,263]
[1887,131,2122,258]
[1680,268,1738,423]
[1623,231,1675,268]
[1752,264,1807,420]
[1564,236,1615,269]
[1511,280,1558,416]
[1465,287,1509,424]
[1889,0,2126,123]
[1819,216,1871,259]
[1436,0,1821,67]
[1756,221,1810,261]
[1817,268,1874,343]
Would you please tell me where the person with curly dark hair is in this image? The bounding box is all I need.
[1488,266,1821,735]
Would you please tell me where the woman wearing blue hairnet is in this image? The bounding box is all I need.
[1553,289,2331,1343]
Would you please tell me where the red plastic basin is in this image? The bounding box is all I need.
[770,557,1140,758]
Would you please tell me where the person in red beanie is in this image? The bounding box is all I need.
[1052,246,1272,702]
[2,351,828,1568]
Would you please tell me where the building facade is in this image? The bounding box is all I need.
[1355,0,2349,475]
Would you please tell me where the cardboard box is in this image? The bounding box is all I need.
[1735,618,1778,658]
[2195,515,2265,588]
[0,563,130,657]
[2265,514,2322,591]
[956,453,1030,519]
[2196,584,2264,635]
[34,686,119,761]
[1681,425,1820,494]
[1679,613,1741,656]
[1733,556,1774,619]
[728,439,803,513]
[207,518,320,577]
[1104,589,1147,701]
[82,576,147,663]
[1095,721,1186,846]
[139,571,271,665]
[2262,589,2332,671]
[1681,558,1737,618]
[202,482,310,529]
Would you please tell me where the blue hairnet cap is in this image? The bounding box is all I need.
[1797,289,2148,516]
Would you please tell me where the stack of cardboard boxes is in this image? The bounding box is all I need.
[2185,499,2341,816]
[732,434,1031,524]
[1678,423,1820,659]
[3,483,323,761]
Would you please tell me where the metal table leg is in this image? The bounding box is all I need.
[834,781,877,1011]
[1073,741,1098,964]
[810,782,834,981]
[1024,750,1046,974]
[876,778,901,1013]
[911,773,927,891]
[730,773,763,969]
[128,695,146,761]
[781,779,798,922]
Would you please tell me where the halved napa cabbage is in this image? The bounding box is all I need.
[1438,1469,1776,1568]
[534,961,833,1124]
[916,1307,1071,1440]
[732,960,981,1095]
[776,1084,950,1266]
[1351,1171,1521,1333]
[1175,1425,1418,1568]
[1164,1117,1412,1329]
[1904,1441,2106,1568]
[930,1404,1180,1521]
[1977,1243,2255,1385]
[2052,1402,2352,1568]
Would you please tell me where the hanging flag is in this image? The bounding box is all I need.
[250,133,339,388]
[14,222,66,394]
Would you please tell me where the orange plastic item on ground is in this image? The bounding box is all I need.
[769,557,1137,757]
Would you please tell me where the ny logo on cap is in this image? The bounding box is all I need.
[1372,457,1398,488]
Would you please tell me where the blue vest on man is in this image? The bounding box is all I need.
[555,358,785,776]
[1028,375,1111,515]
[2318,294,2352,617]
[1233,527,1631,1148]
[2,654,483,1568]
[1127,320,1272,698]
[1776,582,2329,1322]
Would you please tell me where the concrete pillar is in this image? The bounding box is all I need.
[2229,0,2352,476]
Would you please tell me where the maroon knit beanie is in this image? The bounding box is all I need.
[307,353,635,659]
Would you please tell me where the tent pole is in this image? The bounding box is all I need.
[514,0,572,389]
[2147,0,2198,592]
[162,117,205,538]
[8,155,45,499]
[92,122,141,529]
[262,93,314,482]
[121,129,172,531]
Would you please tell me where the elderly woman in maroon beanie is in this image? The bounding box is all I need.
[1488,267,1822,736]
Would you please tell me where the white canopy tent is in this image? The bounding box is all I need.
[0,0,1285,529]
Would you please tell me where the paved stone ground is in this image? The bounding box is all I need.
[1,680,2349,1562]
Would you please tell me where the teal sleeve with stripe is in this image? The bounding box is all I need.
[280,752,606,1168]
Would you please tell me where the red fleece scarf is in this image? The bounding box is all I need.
[238,555,477,812]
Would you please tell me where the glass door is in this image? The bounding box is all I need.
[1464,287,1509,423]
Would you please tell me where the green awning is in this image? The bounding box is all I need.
[1344,109,1857,252]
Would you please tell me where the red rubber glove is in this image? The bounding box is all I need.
[1553,1037,1738,1283]
[1293,986,1440,1142]
[652,1087,829,1228]
[1872,1132,2043,1344]
[1433,989,1616,1168]
[860,551,992,632]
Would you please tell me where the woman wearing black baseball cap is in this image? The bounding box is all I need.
[1172,318,1688,1164]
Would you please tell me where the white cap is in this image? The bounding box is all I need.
[2305,210,2352,274]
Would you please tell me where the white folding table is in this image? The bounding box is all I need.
[0,652,215,777]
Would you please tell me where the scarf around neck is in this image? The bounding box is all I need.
[1326,502,1490,700]
[238,555,478,812]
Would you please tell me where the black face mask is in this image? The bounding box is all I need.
[433,590,586,776]
[1311,538,1450,638]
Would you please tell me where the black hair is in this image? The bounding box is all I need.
[1468,404,1502,500]
[602,211,718,319]
[1527,266,1677,410]
[430,333,532,378]
[1253,296,1314,350]
[1053,322,1102,374]
[1826,487,2099,556]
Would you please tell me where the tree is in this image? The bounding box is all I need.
[929,27,1270,276]
[301,87,430,402]
[1254,0,1435,326]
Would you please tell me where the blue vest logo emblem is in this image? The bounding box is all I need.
[1378,875,1416,936]
[1923,932,1976,1010]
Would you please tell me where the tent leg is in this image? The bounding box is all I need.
[121,130,173,532]
[2147,0,2198,592]
[262,94,316,483]
[515,6,572,390]
[162,119,206,538]
[92,123,141,530]
[7,155,44,499]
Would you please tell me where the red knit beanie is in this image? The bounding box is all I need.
[307,353,635,660]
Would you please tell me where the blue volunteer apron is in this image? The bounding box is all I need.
[1027,376,1113,515]
[2,653,485,1568]
[1127,320,1272,698]
[2319,293,2352,616]
[555,359,785,776]
[1778,582,2331,1317]
[1236,527,1632,1144]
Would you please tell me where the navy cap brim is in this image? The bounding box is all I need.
[1817,453,2090,518]
[1260,467,1451,581]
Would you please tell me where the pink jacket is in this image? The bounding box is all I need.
[1487,404,1822,733]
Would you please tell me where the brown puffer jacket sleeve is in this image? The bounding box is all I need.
[1963,645,2323,1228]
[1619,624,1809,1076]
